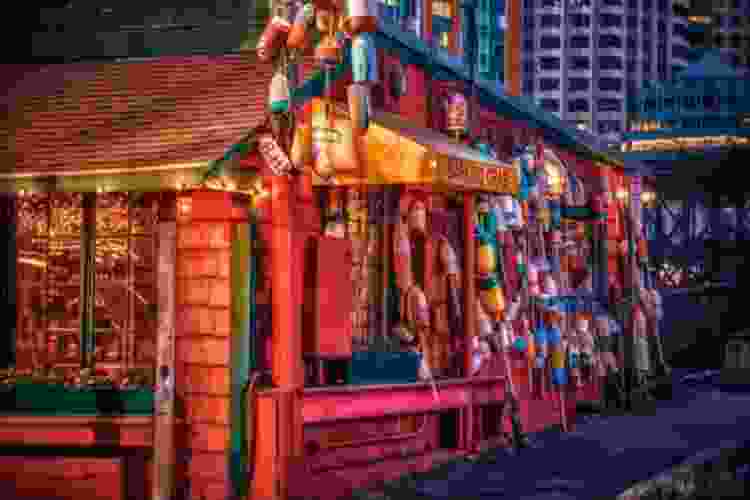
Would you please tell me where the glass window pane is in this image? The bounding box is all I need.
[50,193,82,238]
[96,192,129,236]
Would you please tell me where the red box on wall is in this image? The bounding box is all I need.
[303,236,353,357]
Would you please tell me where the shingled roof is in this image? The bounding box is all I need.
[1,54,315,178]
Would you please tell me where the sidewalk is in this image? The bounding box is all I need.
[354,369,750,500]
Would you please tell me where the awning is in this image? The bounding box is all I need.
[308,102,519,195]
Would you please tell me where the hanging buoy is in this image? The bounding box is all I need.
[287,3,315,49]
[574,313,589,333]
[542,274,558,296]
[527,263,540,296]
[491,197,508,232]
[480,285,506,319]
[477,243,496,276]
[477,299,494,337]
[550,229,562,245]
[533,325,548,363]
[291,121,313,168]
[256,16,291,62]
[268,70,291,113]
[347,83,371,132]
[351,32,379,84]
[315,34,341,68]
[637,237,648,261]
[515,249,526,276]
[344,0,378,34]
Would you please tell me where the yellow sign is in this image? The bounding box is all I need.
[433,156,519,194]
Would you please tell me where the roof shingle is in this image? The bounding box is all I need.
[1,54,316,176]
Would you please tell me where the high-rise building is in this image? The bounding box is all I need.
[684,0,750,67]
[519,0,691,143]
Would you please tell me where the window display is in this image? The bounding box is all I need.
[15,192,158,378]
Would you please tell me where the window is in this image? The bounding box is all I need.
[626,0,637,8]
[642,61,650,73]
[627,60,636,72]
[658,0,668,12]
[627,37,636,50]
[524,15,535,28]
[15,192,157,375]
[642,39,651,52]
[642,0,651,9]
[672,45,689,60]
[569,56,590,70]
[627,15,637,28]
[673,23,688,38]
[598,98,622,112]
[599,35,622,49]
[683,95,698,109]
[524,39,535,51]
[524,60,535,73]
[600,13,622,28]
[568,77,590,91]
[599,77,622,91]
[642,20,650,32]
[540,36,561,49]
[541,0,561,7]
[524,79,535,93]
[657,20,666,34]
[539,98,560,111]
[602,0,622,5]
[598,120,621,134]
[540,14,562,27]
[570,14,590,27]
[539,78,561,91]
[570,35,590,48]
[663,97,675,109]
[568,98,590,112]
[599,56,623,70]
[539,56,561,70]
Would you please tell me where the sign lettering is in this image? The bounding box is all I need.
[435,156,518,194]
[258,134,294,176]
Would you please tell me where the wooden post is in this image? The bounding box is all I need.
[270,174,304,500]
[152,193,177,500]
[463,192,476,451]
[504,0,522,97]
[422,0,433,44]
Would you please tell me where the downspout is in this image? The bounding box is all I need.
[230,218,252,499]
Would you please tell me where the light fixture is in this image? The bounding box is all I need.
[615,188,628,201]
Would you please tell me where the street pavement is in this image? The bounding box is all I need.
[368,369,750,500]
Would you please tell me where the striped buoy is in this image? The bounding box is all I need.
[344,0,378,34]
[548,325,566,386]
[477,299,494,337]
[527,263,541,296]
[287,3,314,49]
[347,83,371,132]
[268,70,291,113]
[256,16,291,62]
[477,242,496,276]
[351,32,378,84]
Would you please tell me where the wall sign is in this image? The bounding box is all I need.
[434,157,519,195]
[258,134,294,176]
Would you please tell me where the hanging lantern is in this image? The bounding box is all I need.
[268,70,291,113]
[533,324,548,365]
[344,0,378,34]
[287,3,315,49]
[550,229,562,245]
[515,249,526,276]
[444,93,468,135]
[256,16,291,62]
